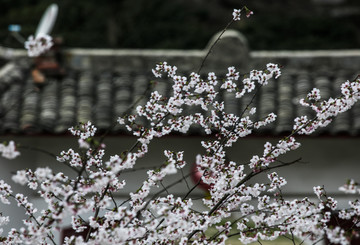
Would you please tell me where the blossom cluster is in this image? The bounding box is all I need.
[295,78,360,135]
[69,121,97,140]
[232,7,253,21]
[0,141,20,159]
[24,33,53,57]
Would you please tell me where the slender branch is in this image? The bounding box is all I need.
[299,234,311,245]
[312,237,324,245]
[109,191,118,211]
[10,194,57,245]
[217,83,263,149]
[282,235,294,241]
[97,80,156,145]
[17,145,79,173]
[125,170,195,227]
[121,165,164,173]
[208,212,256,241]
[123,171,196,231]
[147,172,194,208]
[183,178,201,201]
[291,230,296,245]
[85,183,110,241]
[160,181,170,196]
[180,168,191,191]
[118,197,131,207]
[197,20,233,74]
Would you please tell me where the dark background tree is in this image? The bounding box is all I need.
[1,0,360,50]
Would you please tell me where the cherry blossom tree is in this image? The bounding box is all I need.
[1,6,360,245]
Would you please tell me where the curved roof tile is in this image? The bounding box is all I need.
[1,31,360,137]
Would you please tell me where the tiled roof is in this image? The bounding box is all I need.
[1,30,360,136]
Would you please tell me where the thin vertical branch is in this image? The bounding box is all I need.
[197,20,233,74]
[180,168,191,191]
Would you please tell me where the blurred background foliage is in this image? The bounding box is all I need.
[1,0,360,50]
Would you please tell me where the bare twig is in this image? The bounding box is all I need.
[197,20,233,74]
[17,145,79,173]
[180,168,191,191]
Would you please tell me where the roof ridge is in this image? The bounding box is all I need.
[252,50,360,58]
